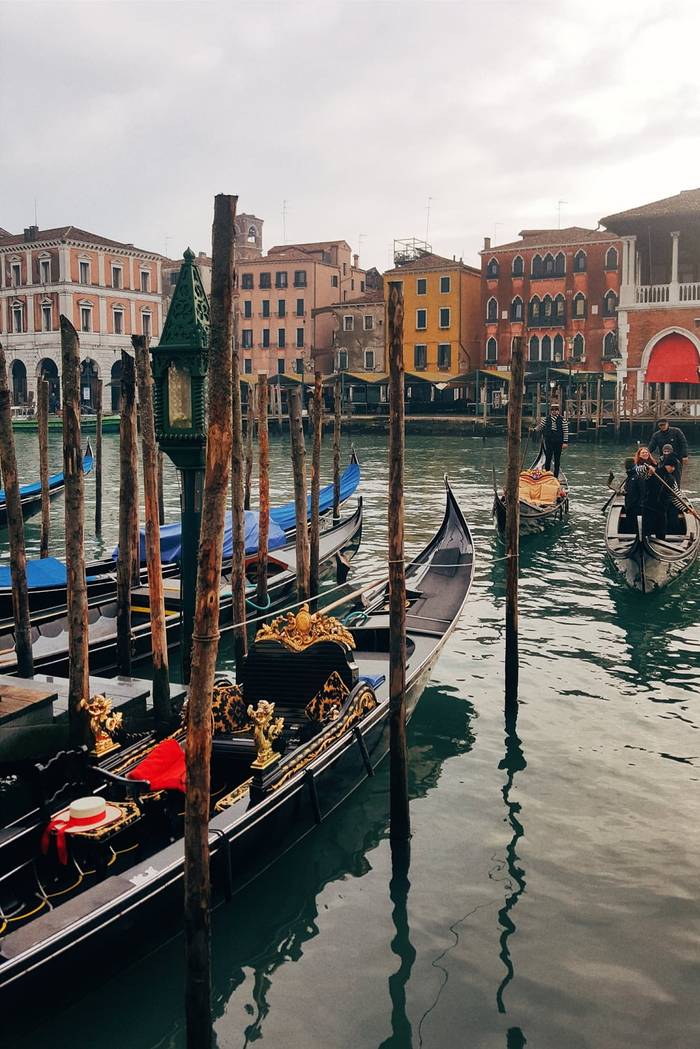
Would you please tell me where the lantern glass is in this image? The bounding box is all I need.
[168,364,192,429]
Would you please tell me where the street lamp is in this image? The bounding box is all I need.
[150,248,209,681]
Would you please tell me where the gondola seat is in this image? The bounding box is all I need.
[518,470,563,506]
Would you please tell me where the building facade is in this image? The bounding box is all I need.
[600,188,700,406]
[0,224,163,410]
[479,227,621,376]
[313,289,385,374]
[238,239,365,377]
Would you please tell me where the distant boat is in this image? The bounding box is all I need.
[493,446,569,534]
[0,441,94,528]
[605,486,700,592]
[11,415,121,433]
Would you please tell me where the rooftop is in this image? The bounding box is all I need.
[484,227,618,253]
[601,188,700,229]
[385,251,480,276]
[0,224,161,257]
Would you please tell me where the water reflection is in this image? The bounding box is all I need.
[377,841,415,1049]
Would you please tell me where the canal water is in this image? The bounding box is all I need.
[8,428,700,1049]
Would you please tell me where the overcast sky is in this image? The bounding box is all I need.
[2,0,699,271]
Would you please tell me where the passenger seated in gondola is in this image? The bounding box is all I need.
[624,447,683,540]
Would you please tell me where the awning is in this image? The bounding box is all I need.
[324,371,388,384]
[404,370,457,384]
[644,333,700,383]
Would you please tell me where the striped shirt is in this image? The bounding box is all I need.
[534,413,569,443]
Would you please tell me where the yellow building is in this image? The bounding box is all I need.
[383,252,481,388]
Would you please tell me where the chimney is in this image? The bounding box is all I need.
[353,253,359,268]
[483,236,491,251]
[23,225,39,242]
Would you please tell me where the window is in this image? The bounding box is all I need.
[80,305,92,333]
[543,295,553,321]
[338,350,348,370]
[529,335,540,362]
[360,281,365,292]
[573,293,586,318]
[170,271,178,285]
[278,329,286,348]
[260,272,271,289]
[486,297,498,322]
[242,329,253,349]
[12,303,24,333]
[439,307,451,329]
[243,300,252,318]
[244,358,253,374]
[278,300,286,318]
[277,358,285,374]
[296,298,304,316]
[138,270,150,293]
[512,255,524,277]
[511,297,523,321]
[555,295,565,322]
[296,328,304,348]
[351,280,355,291]
[295,358,304,374]
[262,300,270,318]
[241,273,253,290]
[529,296,541,322]
[113,308,124,335]
[573,250,586,273]
[42,303,52,331]
[531,254,543,278]
[142,312,151,338]
[363,315,374,331]
[247,225,257,243]
[605,247,619,271]
[543,253,555,277]
[275,271,288,289]
[486,337,498,362]
[39,258,51,284]
[554,252,565,276]
[440,276,451,293]
[572,333,585,360]
[541,334,552,362]
[343,315,354,332]
[603,331,618,358]
[414,344,427,370]
[11,263,21,287]
[553,334,564,361]
[603,290,618,316]
[262,328,270,348]
[111,265,122,289]
[416,309,427,330]
[486,258,499,278]
[364,350,375,370]
[343,262,347,275]
[438,343,451,369]
[293,270,307,288]
[416,278,427,295]
[79,260,90,284]
[331,275,339,288]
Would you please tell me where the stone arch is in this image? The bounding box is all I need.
[80,357,101,409]
[110,359,123,412]
[11,359,27,404]
[37,357,60,409]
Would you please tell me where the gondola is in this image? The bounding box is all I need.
[492,446,569,534]
[604,486,700,592]
[0,441,94,529]
[0,502,363,680]
[0,479,474,1006]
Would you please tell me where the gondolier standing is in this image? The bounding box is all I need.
[648,418,689,481]
[532,403,568,477]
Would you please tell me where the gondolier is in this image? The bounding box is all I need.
[532,403,568,477]
[648,419,689,480]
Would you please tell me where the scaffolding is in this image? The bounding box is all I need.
[393,237,432,267]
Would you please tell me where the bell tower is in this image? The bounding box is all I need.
[234,213,264,260]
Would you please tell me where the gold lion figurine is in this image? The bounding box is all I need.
[247,700,284,769]
[79,694,123,756]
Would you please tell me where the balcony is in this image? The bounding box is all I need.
[633,282,700,306]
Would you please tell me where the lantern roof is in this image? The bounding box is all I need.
[159,247,210,351]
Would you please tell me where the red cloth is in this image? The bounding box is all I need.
[645,333,700,384]
[41,810,107,865]
[128,739,186,792]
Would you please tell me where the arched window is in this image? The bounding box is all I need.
[510,296,523,322]
[603,290,618,316]
[573,293,586,318]
[531,254,543,278]
[512,255,524,277]
[529,296,541,322]
[247,225,257,243]
[486,336,498,362]
[543,253,555,277]
[605,246,619,270]
[553,334,564,361]
[554,294,565,322]
[486,257,499,278]
[529,335,540,362]
[110,360,123,412]
[11,300,24,334]
[541,335,552,362]
[573,250,587,273]
[11,359,27,404]
[542,295,553,322]
[572,333,585,360]
[554,252,566,276]
[486,296,498,322]
[603,331,618,358]
[38,358,60,408]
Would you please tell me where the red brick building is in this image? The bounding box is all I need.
[600,188,700,407]
[479,227,621,374]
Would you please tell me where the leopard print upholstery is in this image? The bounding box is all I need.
[304,671,350,724]
[211,683,251,736]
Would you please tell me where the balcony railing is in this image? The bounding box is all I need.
[635,284,670,304]
[633,282,700,305]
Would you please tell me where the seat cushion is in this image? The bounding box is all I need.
[211,682,251,736]
[305,671,350,724]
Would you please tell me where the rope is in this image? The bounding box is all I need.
[245,593,271,612]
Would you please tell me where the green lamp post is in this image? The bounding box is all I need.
[151,248,210,681]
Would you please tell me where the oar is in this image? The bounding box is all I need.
[636,515,647,593]
[650,467,700,521]
[601,472,626,515]
[519,428,532,473]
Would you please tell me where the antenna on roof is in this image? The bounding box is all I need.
[557,200,568,228]
[34,197,38,228]
[425,196,433,242]
[282,200,288,244]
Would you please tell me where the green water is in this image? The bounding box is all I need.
[8,430,700,1049]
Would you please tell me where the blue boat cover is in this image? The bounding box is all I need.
[0,451,94,506]
[113,509,286,565]
[0,557,68,588]
[269,458,360,534]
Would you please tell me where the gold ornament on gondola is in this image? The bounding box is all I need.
[79,694,123,756]
[255,602,355,652]
[247,700,284,769]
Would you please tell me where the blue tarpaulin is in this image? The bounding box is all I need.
[113,510,287,565]
[269,458,360,533]
[0,557,68,588]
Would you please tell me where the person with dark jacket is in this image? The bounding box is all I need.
[624,447,684,539]
[532,403,568,477]
[648,420,689,479]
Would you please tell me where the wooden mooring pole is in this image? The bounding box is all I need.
[60,316,90,746]
[230,257,247,671]
[94,379,103,533]
[505,335,524,709]
[157,450,165,526]
[117,350,137,676]
[133,336,171,734]
[244,389,255,511]
[256,374,269,608]
[310,371,322,598]
[184,193,235,1049]
[0,343,33,678]
[289,386,310,602]
[387,281,410,845]
[38,377,50,558]
[333,377,341,523]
